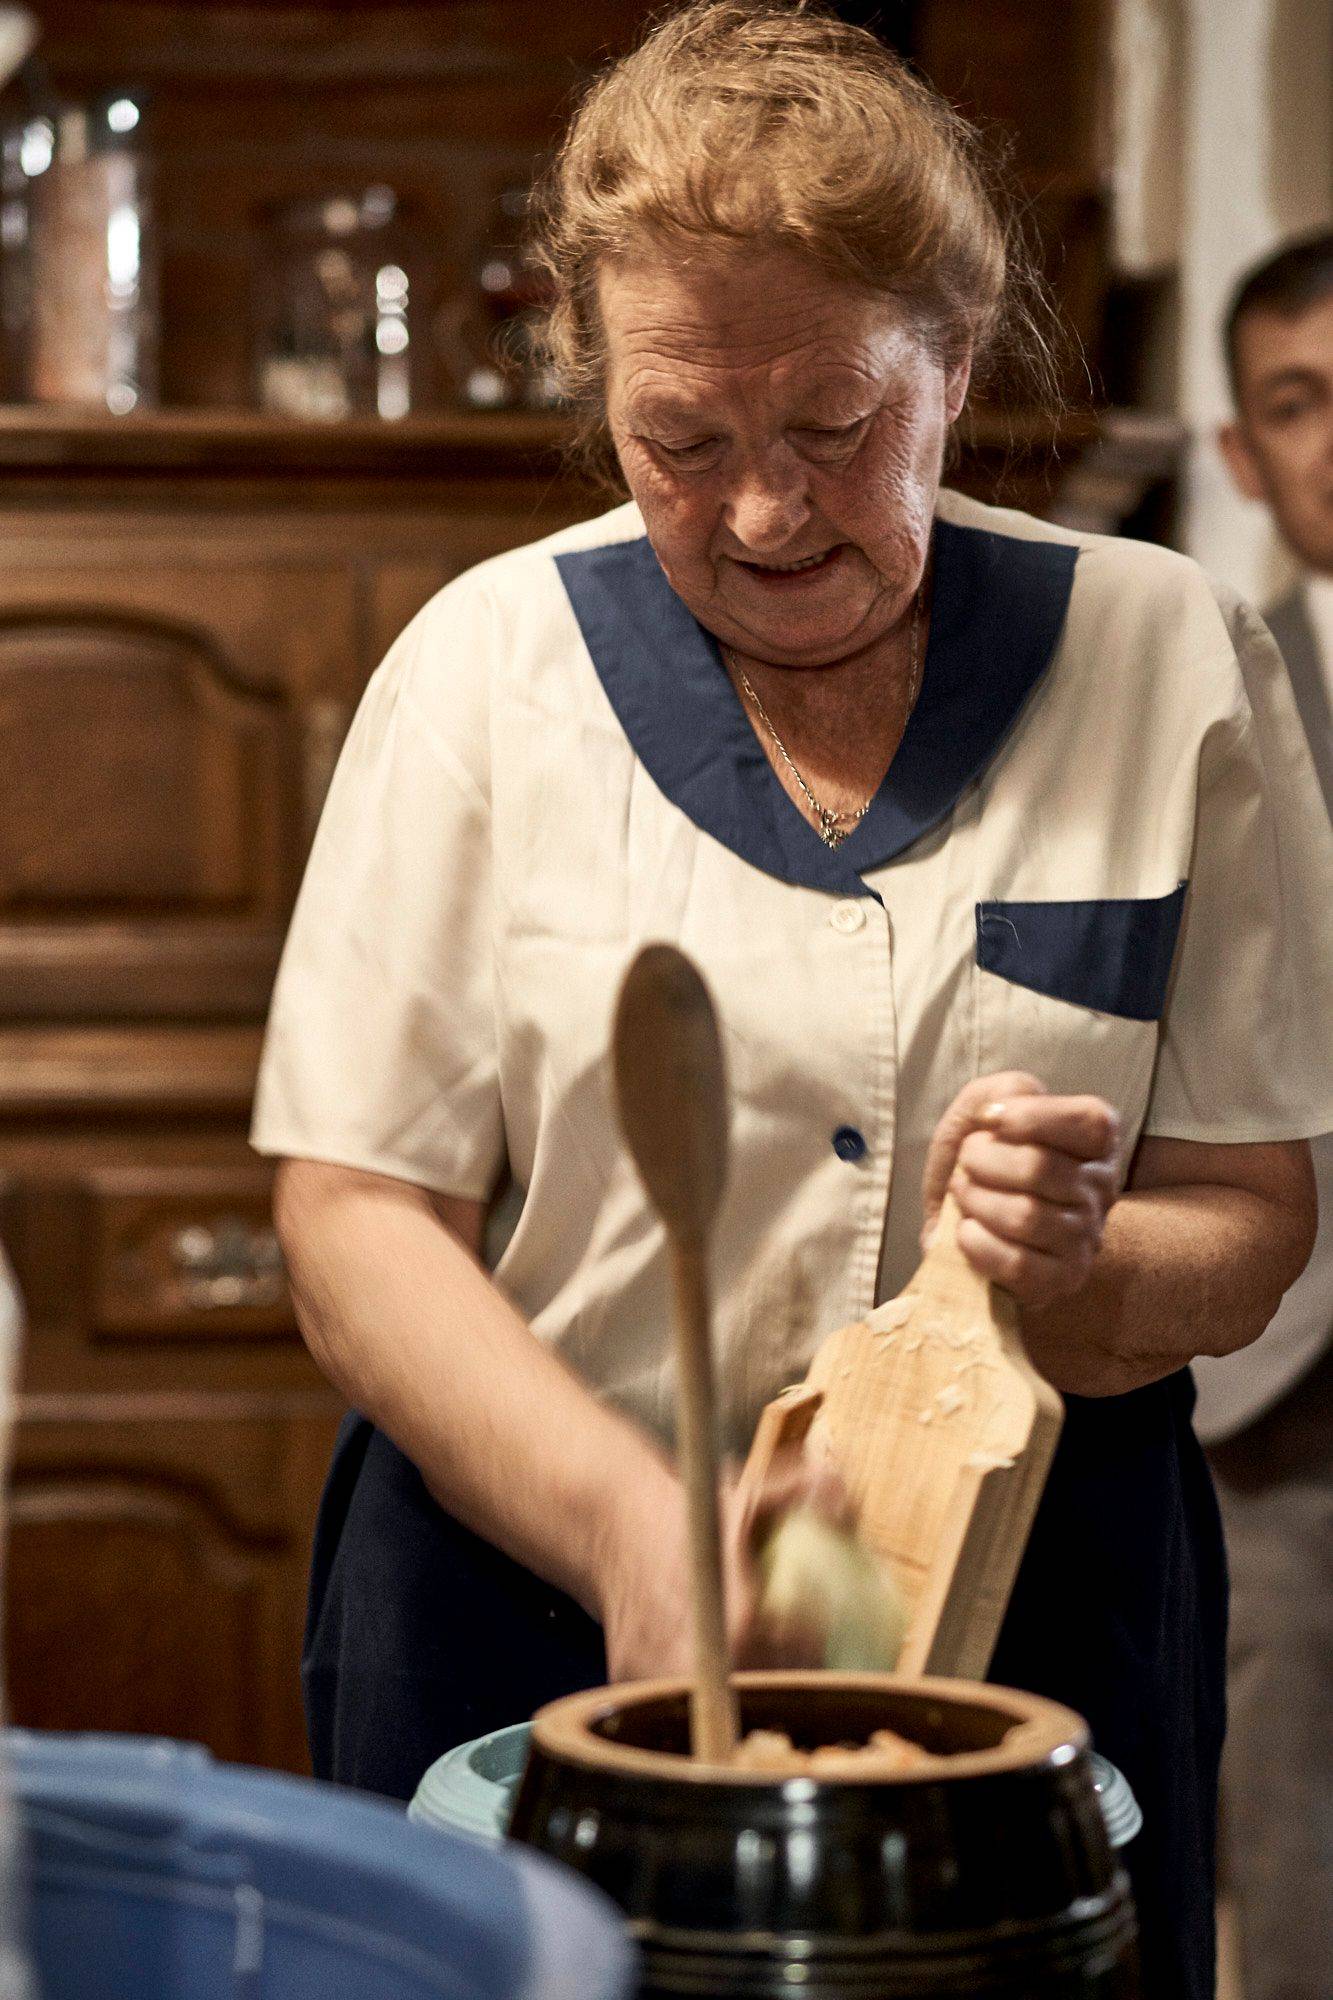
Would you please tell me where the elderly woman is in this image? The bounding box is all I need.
[253,7,1332,1997]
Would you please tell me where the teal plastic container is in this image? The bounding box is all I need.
[410,1723,531,1844]
[1092,1752,1144,1849]
[410,1723,1142,1852]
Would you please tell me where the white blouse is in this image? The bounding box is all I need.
[252,488,1333,1452]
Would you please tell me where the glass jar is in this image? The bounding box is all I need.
[438,185,560,412]
[0,122,31,403]
[26,90,158,412]
[253,186,429,421]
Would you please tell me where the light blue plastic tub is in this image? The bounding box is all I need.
[411,1721,1142,1853]
[9,1730,635,2000]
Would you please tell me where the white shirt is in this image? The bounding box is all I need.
[1193,572,1333,1441]
[252,489,1333,1453]
[1306,575,1333,711]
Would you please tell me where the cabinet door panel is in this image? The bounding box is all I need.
[0,615,284,908]
[0,557,353,700]
[0,614,291,1019]
[5,1409,340,1771]
[7,1478,265,1759]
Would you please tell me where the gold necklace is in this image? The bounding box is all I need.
[726,585,925,851]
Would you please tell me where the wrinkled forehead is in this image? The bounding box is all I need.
[596,242,929,419]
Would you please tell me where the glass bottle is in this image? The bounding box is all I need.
[27,90,158,411]
[438,185,560,412]
[253,186,429,421]
[0,122,31,403]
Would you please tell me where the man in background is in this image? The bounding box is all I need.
[1204,228,1333,2000]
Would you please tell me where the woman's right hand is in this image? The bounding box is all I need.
[594,1474,697,1682]
[594,1453,847,1683]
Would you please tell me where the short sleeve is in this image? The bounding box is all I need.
[1145,591,1333,1141]
[250,579,504,1199]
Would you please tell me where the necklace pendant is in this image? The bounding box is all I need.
[820,818,844,850]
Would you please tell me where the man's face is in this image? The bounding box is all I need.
[1219,293,1333,576]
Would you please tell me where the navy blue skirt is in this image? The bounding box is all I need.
[303,1371,1225,2000]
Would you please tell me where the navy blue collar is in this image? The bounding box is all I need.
[555,516,1078,899]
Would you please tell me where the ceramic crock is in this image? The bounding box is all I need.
[509,1670,1140,1999]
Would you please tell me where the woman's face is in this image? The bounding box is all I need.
[601,243,971,669]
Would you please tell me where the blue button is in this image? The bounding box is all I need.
[832,1125,868,1163]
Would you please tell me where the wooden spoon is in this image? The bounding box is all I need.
[612,944,739,1761]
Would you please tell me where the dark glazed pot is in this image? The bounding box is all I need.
[510,1671,1139,1999]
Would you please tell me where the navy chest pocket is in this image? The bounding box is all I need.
[975,884,1187,1023]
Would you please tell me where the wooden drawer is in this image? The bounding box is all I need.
[0,1130,335,1401]
[88,1158,289,1341]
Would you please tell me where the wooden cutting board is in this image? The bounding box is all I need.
[740,1196,1063,1680]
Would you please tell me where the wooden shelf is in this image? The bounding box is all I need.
[0,400,1155,456]
[0,400,1115,474]
[0,401,1184,536]
[0,1024,264,1118]
[0,406,576,479]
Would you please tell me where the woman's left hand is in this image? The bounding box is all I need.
[921,1072,1121,1307]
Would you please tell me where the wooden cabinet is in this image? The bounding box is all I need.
[0,410,591,1770]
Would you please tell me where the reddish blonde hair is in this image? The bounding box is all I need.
[530,0,1060,463]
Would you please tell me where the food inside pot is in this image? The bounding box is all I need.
[587,1680,1023,1765]
[733,1725,934,1774]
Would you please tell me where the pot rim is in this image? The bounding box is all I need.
[529,1671,1090,1786]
